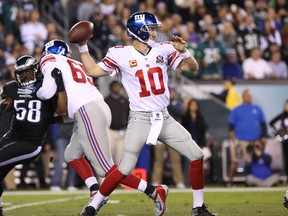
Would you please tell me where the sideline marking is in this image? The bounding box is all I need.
[4,195,86,212]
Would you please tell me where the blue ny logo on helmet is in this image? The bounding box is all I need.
[126,11,161,43]
[43,39,72,58]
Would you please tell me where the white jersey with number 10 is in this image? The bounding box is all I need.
[98,43,184,112]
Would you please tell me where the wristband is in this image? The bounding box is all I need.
[78,44,89,53]
[181,49,190,59]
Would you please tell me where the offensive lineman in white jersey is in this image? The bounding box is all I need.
[37,39,169,216]
[76,11,214,216]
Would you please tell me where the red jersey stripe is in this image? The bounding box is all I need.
[40,56,56,69]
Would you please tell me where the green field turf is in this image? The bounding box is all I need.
[2,187,288,216]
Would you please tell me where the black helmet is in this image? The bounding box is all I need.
[14,55,40,86]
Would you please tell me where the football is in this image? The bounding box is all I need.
[68,21,94,43]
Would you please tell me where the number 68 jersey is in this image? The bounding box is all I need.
[39,54,103,118]
[1,81,55,145]
[98,43,184,111]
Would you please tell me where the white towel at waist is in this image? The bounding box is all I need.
[146,111,164,145]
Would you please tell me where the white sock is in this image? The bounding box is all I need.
[89,191,106,208]
[192,189,204,208]
[137,179,147,192]
[85,177,98,189]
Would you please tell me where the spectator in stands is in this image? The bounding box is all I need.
[262,42,281,61]
[274,0,288,24]
[2,0,23,35]
[259,19,282,51]
[77,0,95,22]
[50,123,77,191]
[46,22,58,39]
[104,80,129,164]
[268,51,288,79]
[20,9,48,55]
[159,17,173,42]
[222,48,243,79]
[198,25,226,80]
[66,0,82,28]
[254,0,269,27]
[191,4,208,33]
[3,33,15,55]
[265,8,282,32]
[221,21,237,49]
[100,0,117,16]
[242,47,275,79]
[13,8,28,42]
[107,25,125,48]
[216,5,233,27]
[269,99,288,181]
[209,77,242,110]
[281,25,288,65]
[174,0,193,23]
[170,13,185,36]
[245,142,280,187]
[198,14,215,38]
[152,87,186,189]
[186,21,200,45]
[227,89,268,187]
[236,14,260,62]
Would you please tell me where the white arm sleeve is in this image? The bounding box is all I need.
[37,64,57,100]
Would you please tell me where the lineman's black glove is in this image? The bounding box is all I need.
[51,68,65,92]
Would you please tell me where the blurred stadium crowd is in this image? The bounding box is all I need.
[0,0,288,84]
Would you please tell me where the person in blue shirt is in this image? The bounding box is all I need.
[245,142,279,187]
[222,48,243,79]
[227,89,268,186]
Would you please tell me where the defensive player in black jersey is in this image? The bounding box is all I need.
[0,55,66,216]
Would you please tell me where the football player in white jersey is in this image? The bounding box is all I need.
[76,11,214,216]
[37,39,168,215]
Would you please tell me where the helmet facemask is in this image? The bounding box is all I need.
[15,67,38,87]
[141,24,162,43]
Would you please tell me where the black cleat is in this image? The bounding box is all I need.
[81,206,97,216]
[192,204,215,216]
[0,207,4,216]
[80,192,108,215]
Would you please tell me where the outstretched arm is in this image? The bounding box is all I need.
[171,35,199,72]
[78,42,110,78]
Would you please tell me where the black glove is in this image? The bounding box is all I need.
[51,68,65,92]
